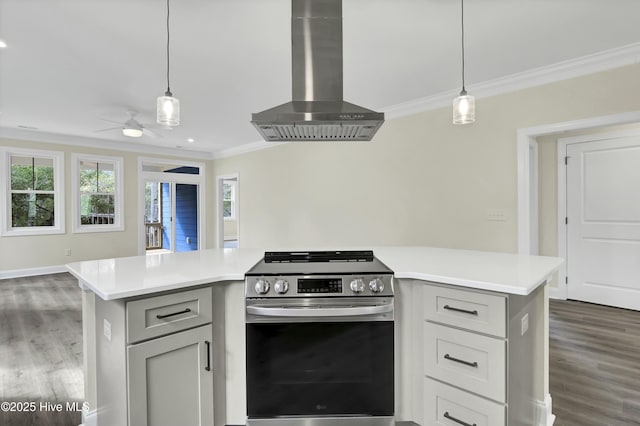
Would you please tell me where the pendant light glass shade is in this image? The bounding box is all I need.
[157,0,180,127]
[453,0,475,125]
[453,91,475,125]
[157,92,180,126]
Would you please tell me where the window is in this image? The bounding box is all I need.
[223,181,236,220]
[1,148,65,236]
[72,154,124,233]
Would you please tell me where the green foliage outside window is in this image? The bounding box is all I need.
[10,156,55,227]
[223,182,234,218]
[79,161,116,225]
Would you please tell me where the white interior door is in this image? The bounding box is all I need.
[566,135,640,310]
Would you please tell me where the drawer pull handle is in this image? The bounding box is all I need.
[443,305,478,316]
[444,353,478,368]
[444,411,476,426]
[205,340,211,372]
[156,308,192,319]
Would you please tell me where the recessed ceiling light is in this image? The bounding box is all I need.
[187,138,195,143]
[0,40,7,49]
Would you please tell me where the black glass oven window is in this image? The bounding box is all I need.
[246,321,394,417]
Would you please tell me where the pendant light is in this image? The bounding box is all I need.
[453,0,475,125]
[157,0,180,126]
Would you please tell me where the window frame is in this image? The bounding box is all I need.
[222,180,236,221]
[71,153,124,233]
[1,147,65,236]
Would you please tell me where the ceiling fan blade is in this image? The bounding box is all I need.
[94,126,122,133]
[143,128,162,139]
[99,118,124,125]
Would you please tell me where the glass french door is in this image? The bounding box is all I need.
[145,181,199,253]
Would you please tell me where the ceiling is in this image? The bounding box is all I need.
[1,0,640,157]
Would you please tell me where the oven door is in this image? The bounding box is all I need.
[246,297,394,421]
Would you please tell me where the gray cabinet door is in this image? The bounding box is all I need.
[128,324,214,426]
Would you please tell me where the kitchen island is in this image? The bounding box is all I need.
[67,246,563,426]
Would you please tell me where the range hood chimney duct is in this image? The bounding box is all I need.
[251,0,385,142]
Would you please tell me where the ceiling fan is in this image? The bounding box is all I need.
[96,111,166,138]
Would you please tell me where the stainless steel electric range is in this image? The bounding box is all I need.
[245,250,395,426]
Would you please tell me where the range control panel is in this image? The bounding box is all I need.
[245,274,394,298]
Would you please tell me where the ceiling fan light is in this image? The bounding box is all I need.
[122,127,143,138]
[157,95,180,126]
[453,93,475,125]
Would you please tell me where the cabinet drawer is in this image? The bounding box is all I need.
[127,287,212,344]
[424,284,506,337]
[424,322,506,403]
[424,378,505,426]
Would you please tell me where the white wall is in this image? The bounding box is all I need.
[223,219,238,240]
[0,139,216,273]
[213,63,640,252]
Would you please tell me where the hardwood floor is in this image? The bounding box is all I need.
[550,299,640,426]
[0,273,83,426]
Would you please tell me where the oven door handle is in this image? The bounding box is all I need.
[246,303,393,318]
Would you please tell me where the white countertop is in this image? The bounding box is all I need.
[66,248,264,300]
[67,246,563,300]
[373,246,563,295]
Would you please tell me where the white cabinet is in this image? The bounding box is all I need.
[424,322,506,402]
[424,377,506,426]
[423,284,506,337]
[126,287,212,343]
[128,324,214,426]
[397,280,544,426]
[94,287,215,426]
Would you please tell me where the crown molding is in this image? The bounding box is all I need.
[213,43,640,159]
[4,43,640,161]
[0,127,215,160]
[384,42,640,120]
[212,139,288,159]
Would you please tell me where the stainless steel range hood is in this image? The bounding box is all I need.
[251,0,384,142]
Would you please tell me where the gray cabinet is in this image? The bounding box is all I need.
[128,324,214,426]
[408,281,544,426]
[94,287,215,426]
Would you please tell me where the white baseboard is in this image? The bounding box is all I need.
[548,285,567,300]
[537,394,556,426]
[0,264,67,280]
[80,409,98,426]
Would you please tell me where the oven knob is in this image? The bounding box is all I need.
[350,278,365,294]
[254,279,270,295]
[274,279,289,294]
[369,278,385,293]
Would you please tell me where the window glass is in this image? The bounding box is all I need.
[9,155,57,229]
[11,193,55,227]
[223,182,235,219]
[11,156,54,191]
[74,154,122,232]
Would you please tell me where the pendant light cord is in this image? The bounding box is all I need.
[165,0,172,96]
[460,0,466,94]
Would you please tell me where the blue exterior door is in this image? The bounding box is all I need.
[174,183,198,252]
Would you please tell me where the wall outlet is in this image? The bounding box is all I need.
[64,248,71,256]
[103,319,112,342]
[521,313,529,336]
